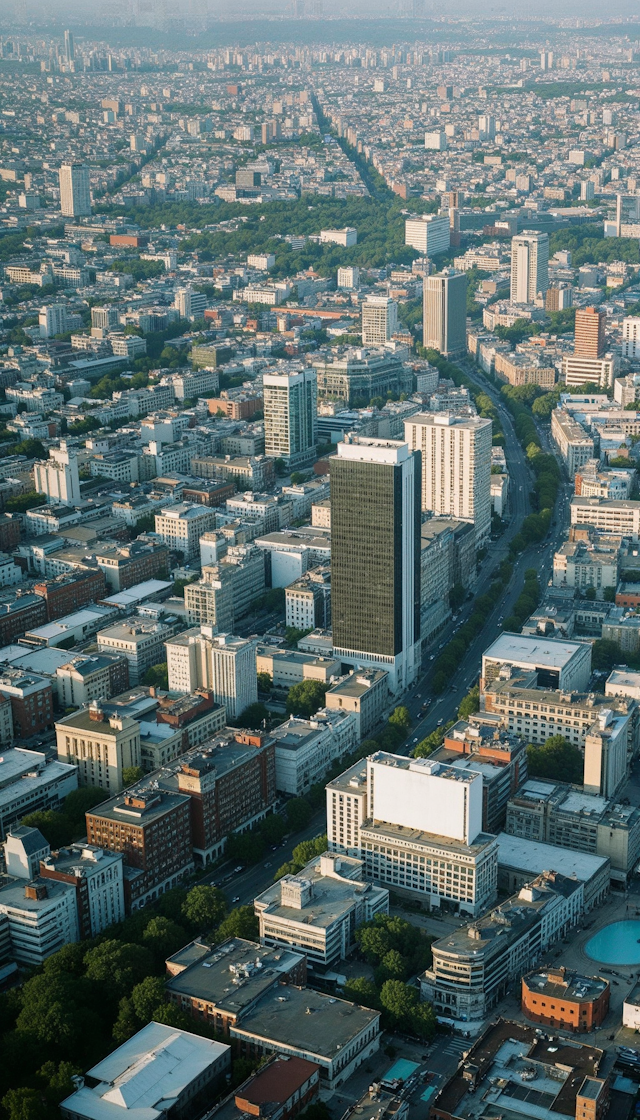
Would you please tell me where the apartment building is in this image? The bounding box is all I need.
[421,871,584,1021]
[270,708,358,796]
[405,413,492,545]
[0,748,77,840]
[56,653,130,708]
[0,873,79,966]
[0,669,53,738]
[97,619,175,685]
[553,539,619,596]
[483,669,638,753]
[571,497,640,537]
[0,594,47,646]
[285,566,331,631]
[254,852,389,970]
[324,669,389,740]
[263,368,317,470]
[361,297,398,345]
[86,787,194,909]
[165,627,257,720]
[505,779,640,884]
[184,566,235,632]
[33,570,107,621]
[562,354,618,390]
[55,703,141,794]
[154,504,218,561]
[404,213,450,255]
[551,409,595,476]
[39,843,125,938]
[93,541,169,593]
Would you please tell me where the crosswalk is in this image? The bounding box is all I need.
[442,1038,469,1059]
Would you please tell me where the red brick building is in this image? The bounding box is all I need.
[0,668,54,738]
[110,233,148,248]
[95,541,169,592]
[34,570,107,622]
[206,393,263,420]
[0,594,47,647]
[0,514,21,546]
[521,968,610,1033]
[182,481,236,507]
[235,1056,320,1120]
[86,788,194,909]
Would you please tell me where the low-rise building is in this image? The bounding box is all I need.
[551,409,595,476]
[0,668,53,738]
[255,646,341,689]
[0,748,77,839]
[481,633,592,693]
[230,1056,320,1120]
[97,619,176,685]
[421,871,584,1021]
[495,832,610,911]
[56,653,130,708]
[60,1023,231,1120]
[0,874,79,966]
[430,1018,605,1120]
[55,702,141,794]
[270,709,358,796]
[254,852,389,971]
[165,937,307,1036]
[552,539,619,597]
[521,967,609,1033]
[324,670,390,740]
[285,567,331,631]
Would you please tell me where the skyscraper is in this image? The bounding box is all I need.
[63,30,75,64]
[510,231,549,305]
[423,268,467,357]
[263,368,317,470]
[59,163,91,218]
[330,436,421,694]
[574,306,606,358]
[34,442,81,506]
[404,413,493,545]
[361,297,398,345]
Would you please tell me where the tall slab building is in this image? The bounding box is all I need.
[330,436,421,694]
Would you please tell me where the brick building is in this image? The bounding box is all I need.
[169,731,277,865]
[34,570,107,622]
[521,967,610,1033]
[0,594,47,646]
[94,540,169,592]
[233,1055,319,1120]
[86,787,194,909]
[0,514,21,552]
[182,481,236,507]
[0,669,53,737]
[56,653,130,708]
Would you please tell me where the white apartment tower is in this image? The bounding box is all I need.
[423,268,467,357]
[405,413,493,545]
[361,297,398,345]
[510,231,549,304]
[623,317,640,358]
[39,304,68,339]
[59,163,91,218]
[263,368,317,470]
[404,214,450,256]
[34,442,82,506]
[165,626,257,720]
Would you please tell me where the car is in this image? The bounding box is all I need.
[437,718,444,725]
[429,654,435,661]
[233,865,244,873]
[422,702,429,710]
[413,737,418,743]
[232,896,241,903]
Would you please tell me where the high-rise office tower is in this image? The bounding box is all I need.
[574,306,606,358]
[404,413,493,545]
[263,368,317,470]
[510,231,549,305]
[330,436,421,694]
[34,442,81,506]
[63,30,74,64]
[423,268,467,357]
[59,163,91,218]
[361,297,398,345]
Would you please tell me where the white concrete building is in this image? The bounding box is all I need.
[623,317,640,358]
[166,627,257,720]
[40,844,125,937]
[404,213,450,255]
[254,852,389,970]
[33,441,81,506]
[423,269,467,357]
[319,228,357,247]
[481,632,592,692]
[562,354,618,390]
[39,304,68,338]
[361,296,398,345]
[97,620,175,685]
[551,408,595,476]
[59,162,91,217]
[405,412,492,544]
[270,708,358,796]
[0,749,77,841]
[337,266,360,289]
[263,368,317,471]
[510,231,549,304]
[154,504,218,561]
[571,496,640,537]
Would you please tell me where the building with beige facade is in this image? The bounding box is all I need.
[404,413,492,544]
[55,702,141,793]
[154,504,218,561]
[551,409,595,476]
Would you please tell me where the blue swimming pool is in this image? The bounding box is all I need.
[421,1086,437,1104]
[384,1059,419,1083]
[585,920,640,965]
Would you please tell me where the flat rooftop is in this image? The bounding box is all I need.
[326,760,367,795]
[254,854,385,931]
[361,817,496,859]
[165,938,305,1016]
[496,833,609,883]
[524,967,608,1004]
[231,984,379,1060]
[483,632,587,668]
